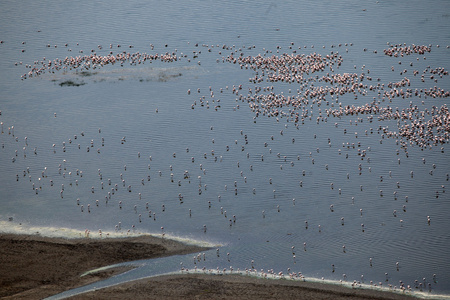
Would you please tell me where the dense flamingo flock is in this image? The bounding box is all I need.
[20,51,179,79]
[383,44,432,57]
[17,41,450,151]
[222,44,449,150]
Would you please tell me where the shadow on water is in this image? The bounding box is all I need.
[51,66,196,86]
[57,80,86,87]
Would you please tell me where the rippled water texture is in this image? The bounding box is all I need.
[0,0,449,298]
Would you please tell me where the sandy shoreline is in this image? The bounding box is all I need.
[0,233,417,300]
[0,233,207,299]
[69,274,417,300]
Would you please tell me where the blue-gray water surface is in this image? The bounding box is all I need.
[0,0,449,298]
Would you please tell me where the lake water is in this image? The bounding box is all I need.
[1,0,450,298]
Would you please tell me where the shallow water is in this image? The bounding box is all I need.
[0,0,450,298]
